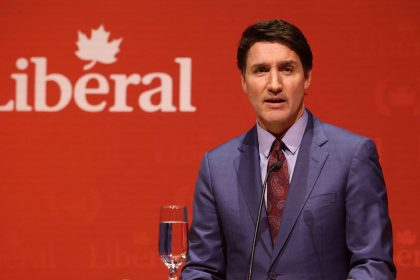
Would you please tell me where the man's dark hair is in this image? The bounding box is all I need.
[237,19,313,76]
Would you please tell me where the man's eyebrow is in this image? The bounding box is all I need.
[278,60,298,67]
[249,62,268,69]
[249,60,298,69]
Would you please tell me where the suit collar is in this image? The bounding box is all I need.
[234,127,260,225]
[270,111,330,265]
[234,127,273,254]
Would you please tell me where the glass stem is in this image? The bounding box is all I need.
[169,268,177,280]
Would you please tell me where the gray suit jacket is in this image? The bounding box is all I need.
[181,111,396,280]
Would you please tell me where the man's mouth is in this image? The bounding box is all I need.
[265,98,285,103]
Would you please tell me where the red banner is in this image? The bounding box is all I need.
[0,0,419,279]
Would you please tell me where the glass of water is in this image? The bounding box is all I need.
[159,205,188,280]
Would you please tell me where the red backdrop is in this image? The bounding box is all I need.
[0,0,419,279]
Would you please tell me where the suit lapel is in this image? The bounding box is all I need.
[270,112,329,266]
[233,127,273,254]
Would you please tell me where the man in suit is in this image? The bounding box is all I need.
[181,19,395,280]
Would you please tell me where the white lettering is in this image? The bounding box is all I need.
[32,57,72,112]
[109,74,141,112]
[14,58,32,111]
[3,57,196,113]
[0,96,14,111]
[0,58,31,111]
[139,73,176,112]
[74,73,109,112]
[175,57,196,112]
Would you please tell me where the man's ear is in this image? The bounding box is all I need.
[241,74,247,93]
[304,69,312,90]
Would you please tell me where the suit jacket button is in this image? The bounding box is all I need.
[269,271,277,279]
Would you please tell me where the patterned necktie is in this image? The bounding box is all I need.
[267,139,289,244]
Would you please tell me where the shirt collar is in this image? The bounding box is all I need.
[257,110,308,158]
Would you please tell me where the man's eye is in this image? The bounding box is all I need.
[254,67,268,73]
[282,67,294,74]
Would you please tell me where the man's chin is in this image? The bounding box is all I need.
[258,117,294,135]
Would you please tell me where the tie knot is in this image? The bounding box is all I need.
[270,138,283,154]
[268,139,282,162]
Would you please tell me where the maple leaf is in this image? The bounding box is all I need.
[75,25,122,70]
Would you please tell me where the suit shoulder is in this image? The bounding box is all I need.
[319,120,369,142]
[206,131,247,158]
[316,119,376,153]
[204,126,258,164]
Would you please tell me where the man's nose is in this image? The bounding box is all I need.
[268,71,282,93]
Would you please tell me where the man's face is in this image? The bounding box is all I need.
[241,42,312,135]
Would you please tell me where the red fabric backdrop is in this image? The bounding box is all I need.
[0,0,419,279]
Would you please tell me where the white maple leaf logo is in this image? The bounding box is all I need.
[75,25,122,70]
